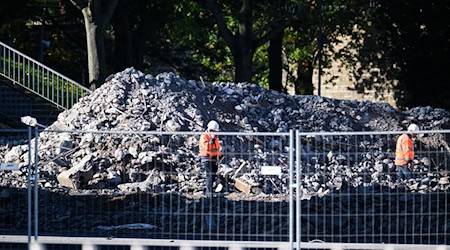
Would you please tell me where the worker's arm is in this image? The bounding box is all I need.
[405,137,414,169]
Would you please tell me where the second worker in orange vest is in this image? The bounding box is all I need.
[199,120,222,197]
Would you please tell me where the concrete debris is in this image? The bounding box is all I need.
[57,154,94,189]
[234,177,259,194]
[1,67,450,199]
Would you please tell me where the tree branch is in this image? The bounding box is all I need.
[254,1,303,48]
[206,0,236,52]
[69,0,88,11]
[254,18,292,49]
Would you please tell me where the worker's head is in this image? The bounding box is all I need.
[407,123,420,137]
[207,120,220,132]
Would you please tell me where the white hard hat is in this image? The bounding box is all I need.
[407,123,420,133]
[207,120,220,131]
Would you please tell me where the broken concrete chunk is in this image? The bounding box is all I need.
[57,154,94,189]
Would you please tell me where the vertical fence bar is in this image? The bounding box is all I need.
[34,127,39,241]
[51,72,54,104]
[8,48,11,78]
[27,58,30,88]
[289,129,294,249]
[7,48,10,76]
[45,69,49,98]
[66,80,69,108]
[12,50,15,82]
[41,67,44,96]
[32,62,35,91]
[37,65,40,95]
[22,55,24,84]
[18,54,21,84]
[56,75,59,107]
[6,48,9,76]
[2,46,5,74]
[27,126,32,250]
[296,130,301,249]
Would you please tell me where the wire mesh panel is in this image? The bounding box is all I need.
[33,130,292,242]
[295,130,450,246]
[0,129,32,250]
[4,126,450,249]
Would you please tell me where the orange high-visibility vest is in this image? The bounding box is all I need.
[395,133,414,166]
[199,132,221,159]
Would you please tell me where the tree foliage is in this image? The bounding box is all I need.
[343,1,450,110]
[199,0,300,83]
[1,0,450,110]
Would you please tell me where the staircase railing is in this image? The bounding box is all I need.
[0,41,91,110]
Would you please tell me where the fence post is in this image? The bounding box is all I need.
[27,126,32,250]
[289,129,294,249]
[296,130,301,250]
[34,126,39,241]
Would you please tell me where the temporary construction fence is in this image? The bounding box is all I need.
[0,128,450,250]
[294,130,450,249]
[0,129,34,250]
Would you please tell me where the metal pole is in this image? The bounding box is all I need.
[296,130,301,250]
[34,127,39,241]
[27,126,32,250]
[317,0,323,96]
[289,129,294,249]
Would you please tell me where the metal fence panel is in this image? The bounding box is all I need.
[2,128,450,249]
[33,130,292,242]
[295,130,450,247]
[0,129,32,250]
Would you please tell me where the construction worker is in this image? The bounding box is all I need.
[199,120,222,197]
[395,123,419,182]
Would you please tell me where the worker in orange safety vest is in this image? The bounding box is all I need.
[199,120,222,197]
[395,123,419,181]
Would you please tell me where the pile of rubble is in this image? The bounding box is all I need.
[1,67,450,199]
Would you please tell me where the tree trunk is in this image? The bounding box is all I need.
[71,0,118,90]
[268,31,283,92]
[82,8,100,90]
[295,60,314,95]
[234,47,253,83]
[206,0,292,84]
[234,0,253,83]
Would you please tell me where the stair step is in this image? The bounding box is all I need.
[0,80,63,128]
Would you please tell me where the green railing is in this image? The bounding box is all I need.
[0,41,91,110]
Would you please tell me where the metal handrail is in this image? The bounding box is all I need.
[0,41,91,110]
